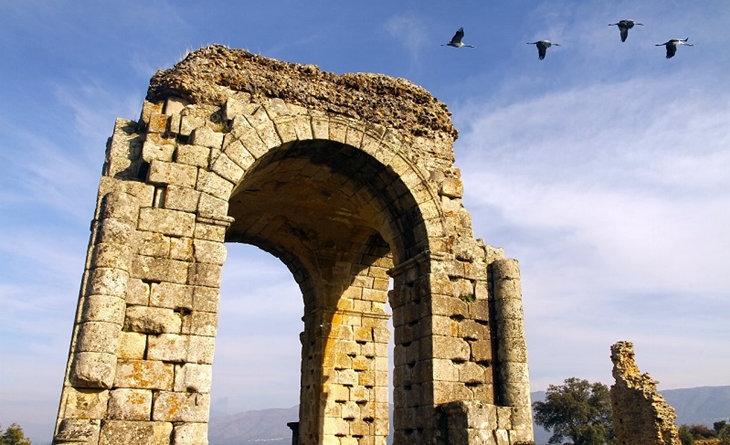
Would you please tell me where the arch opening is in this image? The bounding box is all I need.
[223,139,426,445]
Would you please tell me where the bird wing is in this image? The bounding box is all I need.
[666,43,677,59]
[537,43,547,60]
[450,28,465,45]
[619,27,628,42]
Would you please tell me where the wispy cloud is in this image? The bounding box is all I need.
[384,13,429,74]
[455,68,730,390]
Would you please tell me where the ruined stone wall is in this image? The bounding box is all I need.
[610,341,681,445]
[53,45,534,445]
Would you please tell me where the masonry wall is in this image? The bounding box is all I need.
[52,45,534,445]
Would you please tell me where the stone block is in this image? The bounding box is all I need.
[131,255,189,284]
[173,422,209,445]
[211,151,244,184]
[192,286,219,313]
[170,237,194,262]
[69,351,117,389]
[153,391,210,422]
[190,126,225,148]
[54,418,101,444]
[164,96,189,116]
[193,239,227,265]
[187,262,222,287]
[86,267,129,298]
[142,138,176,163]
[148,333,189,362]
[496,336,528,363]
[125,305,182,334]
[150,282,193,310]
[431,335,470,362]
[182,311,218,336]
[114,359,174,390]
[187,335,216,364]
[460,319,490,342]
[138,207,195,237]
[328,117,348,143]
[246,106,281,148]
[75,322,121,354]
[82,294,126,325]
[164,185,200,212]
[100,191,139,222]
[107,388,152,420]
[196,169,234,200]
[222,139,255,170]
[470,339,493,364]
[174,363,213,393]
[179,110,208,137]
[440,177,463,198]
[96,217,134,245]
[91,243,133,271]
[118,331,146,359]
[134,231,171,258]
[197,191,229,219]
[194,221,227,242]
[98,420,173,445]
[148,159,198,188]
[459,361,487,384]
[430,358,458,382]
[229,116,268,159]
[57,386,110,419]
[126,278,150,306]
[176,144,211,168]
[272,117,299,143]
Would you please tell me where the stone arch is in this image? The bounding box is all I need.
[52,45,534,445]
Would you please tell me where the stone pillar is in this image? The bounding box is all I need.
[491,259,533,442]
[610,341,681,445]
[54,191,140,444]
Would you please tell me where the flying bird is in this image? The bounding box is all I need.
[609,19,644,42]
[527,40,560,60]
[656,38,693,59]
[443,27,475,48]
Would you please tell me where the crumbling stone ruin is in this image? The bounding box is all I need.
[52,44,535,445]
[610,341,681,445]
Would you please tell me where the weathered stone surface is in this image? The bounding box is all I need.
[118,331,146,360]
[69,352,117,389]
[153,391,210,422]
[147,45,457,139]
[114,359,174,390]
[98,420,172,445]
[172,422,208,445]
[108,388,153,420]
[173,363,212,393]
[610,341,681,445]
[125,306,182,334]
[57,387,110,419]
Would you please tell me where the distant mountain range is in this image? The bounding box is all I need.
[209,386,730,445]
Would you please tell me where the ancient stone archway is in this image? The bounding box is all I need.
[52,45,534,445]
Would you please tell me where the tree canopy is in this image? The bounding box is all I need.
[0,423,32,445]
[533,377,615,445]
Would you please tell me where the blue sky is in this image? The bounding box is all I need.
[2,0,730,442]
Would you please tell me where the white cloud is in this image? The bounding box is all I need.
[455,70,730,390]
[384,14,429,73]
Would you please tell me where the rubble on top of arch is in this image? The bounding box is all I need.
[146,44,458,140]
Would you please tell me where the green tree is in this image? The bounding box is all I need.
[714,420,730,445]
[533,377,615,445]
[1,423,32,445]
[678,425,694,445]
